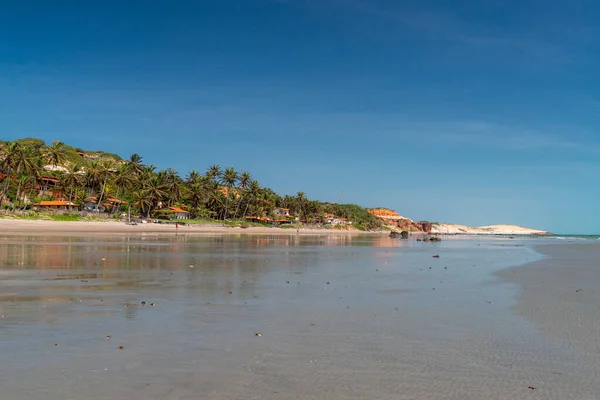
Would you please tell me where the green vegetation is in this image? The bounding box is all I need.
[320,203,382,230]
[0,138,383,230]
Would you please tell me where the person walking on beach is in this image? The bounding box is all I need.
[176,222,179,230]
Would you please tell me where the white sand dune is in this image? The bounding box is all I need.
[431,222,550,235]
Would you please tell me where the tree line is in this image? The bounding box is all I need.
[0,139,382,230]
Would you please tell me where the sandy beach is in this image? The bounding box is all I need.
[496,242,600,354]
[0,219,382,236]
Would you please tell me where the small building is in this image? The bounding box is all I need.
[153,206,190,220]
[274,208,290,217]
[331,217,352,225]
[245,216,273,224]
[35,201,78,211]
[40,176,60,188]
[84,196,128,213]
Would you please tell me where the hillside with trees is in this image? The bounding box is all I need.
[0,139,383,230]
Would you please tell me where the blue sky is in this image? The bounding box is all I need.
[1,0,599,233]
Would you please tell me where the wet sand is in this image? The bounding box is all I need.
[496,242,600,355]
[1,234,599,399]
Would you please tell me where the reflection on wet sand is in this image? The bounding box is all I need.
[2,235,599,400]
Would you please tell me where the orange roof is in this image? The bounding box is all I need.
[168,206,189,213]
[107,197,128,204]
[245,216,272,221]
[37,201,78,206]
[154,207,189,214]
[41,176,59,183]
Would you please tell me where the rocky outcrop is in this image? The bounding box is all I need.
[368,208,433,232]
[368,208,433,233]
[411,221,432,233]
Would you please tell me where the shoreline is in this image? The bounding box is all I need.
[495,241,600,354]
[0,218,556,237]
[0,218,386,236]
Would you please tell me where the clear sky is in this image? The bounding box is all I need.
[1,0,599,233]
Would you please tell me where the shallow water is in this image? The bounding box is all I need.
[0,234,597,399]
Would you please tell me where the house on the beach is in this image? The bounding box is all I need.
[245,216,273,224]
[38,176,65,201]
[273,208,295,224]
[274,208,290,217]
[153,206,190,220]
[35,200,78,211]
[83,196,128,213]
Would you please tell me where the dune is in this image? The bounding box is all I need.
[431,223,550,235]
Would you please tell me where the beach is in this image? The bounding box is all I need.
[0,219,378,236]
[496,242,600,355]
[0,232,598,399]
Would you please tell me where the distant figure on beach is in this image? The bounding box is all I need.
[176,223,179,229]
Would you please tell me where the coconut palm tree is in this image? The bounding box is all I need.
[185,178,211,218]
[160,168,183,206]
[106,163,133,214]
[1,142,40,208]
[140,175,168,217]
[83,161,103,195]
[127,153,145,176]
[296,191,307,221]
[206,180,226,219]
[185,170,202,185]
[220,167,238,220]
[95,160,115,211]
[206,164,221,182]
[242,179,261,219]
[42,141,68,171]
[59,164,82,207]
[233,171,252,219]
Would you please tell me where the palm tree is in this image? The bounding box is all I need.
[233,171,252,219]
[1,142,21,204]
[1,142,40,208]
[160,168,183,206]
[83,161,103,195]
[59,164,82,207]
[206,180,226,219]
[206,164,221,182]
[185,177,211,218]
[242,179,261,219]
[127,153,145,176]
[42,141,68,171]
[185,170,202,185]
[296,191,307,221]
[95,160,115,211]
[141,175,168,217]
[220,167,238,220]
